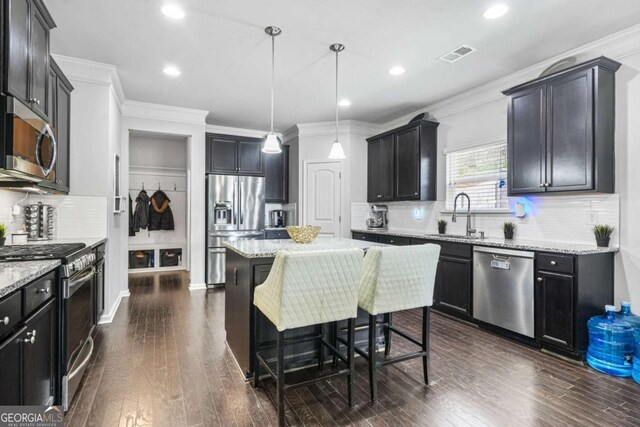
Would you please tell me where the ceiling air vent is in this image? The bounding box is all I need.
[439,45,477,63]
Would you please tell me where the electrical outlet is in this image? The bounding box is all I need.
[587,211,598,225]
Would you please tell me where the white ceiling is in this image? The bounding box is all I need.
[45,0,640,131]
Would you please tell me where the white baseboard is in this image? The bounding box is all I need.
[98,290,131,324]
[188,282,207,291]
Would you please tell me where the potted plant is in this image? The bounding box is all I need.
[501,222,516,240]
[593,224,614,247]
[437,219,447,234]
[0,224,6,246]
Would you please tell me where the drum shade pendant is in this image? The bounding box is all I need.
[328,43,346,160]
[263,26,282,154]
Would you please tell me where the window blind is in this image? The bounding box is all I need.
[445,141,508,211]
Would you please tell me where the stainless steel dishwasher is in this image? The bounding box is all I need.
[473,246,535,338]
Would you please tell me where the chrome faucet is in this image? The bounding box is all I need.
[452,192,476,237]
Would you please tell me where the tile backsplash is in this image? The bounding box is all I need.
[0,190,107,239]
[352,194,620,246]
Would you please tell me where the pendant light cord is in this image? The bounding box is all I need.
[270,34,275,134]
[335,48,339,142]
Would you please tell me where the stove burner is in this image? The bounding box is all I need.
[0,243,86,261]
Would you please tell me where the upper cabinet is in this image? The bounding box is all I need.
[503,57,620,196]
[206,134,265,176]
[264,144,289,203]
[3,0,56,121]
[366,119,438,203]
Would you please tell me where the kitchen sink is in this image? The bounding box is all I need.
[430,234,486,240]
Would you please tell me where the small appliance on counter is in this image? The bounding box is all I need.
[270,209,287,228]
[24,202,54,240]
[366,205,388,230]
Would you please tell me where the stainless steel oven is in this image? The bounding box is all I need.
[1,96,57,183]
[61,261,96,411]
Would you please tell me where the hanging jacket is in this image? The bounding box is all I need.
[128,193,135,236]
[149,190,175,231]
[133,190,150,232]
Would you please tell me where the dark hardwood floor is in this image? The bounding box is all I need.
[65,272,640,427]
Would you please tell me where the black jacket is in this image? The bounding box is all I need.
[149,190,175,231]
[132,190,150,232]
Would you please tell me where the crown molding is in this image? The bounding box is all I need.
[286,120,382,139]
[122,101,208,126]
[51,54,125,109]
[381,23,640,132]
[205,124,275,139]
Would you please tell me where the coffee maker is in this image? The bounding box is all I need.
[269,209,287,228]
[366,205,388,230]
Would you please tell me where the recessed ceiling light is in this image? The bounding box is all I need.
[163,66,181,76]
[483,4,508,19]
[389,66,405,76]
[338,99,351,107]
[161,4,185,19]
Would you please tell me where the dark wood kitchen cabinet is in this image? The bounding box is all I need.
[366,119,438,202]
[535,251,614,358]
[3,0,56,121]
[264,144,289,203]
[0,271,57,406]
[504,57,620,196]
[206,133,265,176]
[38,57,72,193]
[367,135,394,202]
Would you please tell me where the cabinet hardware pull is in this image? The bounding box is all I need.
[1,316,9,325]
[36,287,50,294]
[24,330,37,344]
[539,183,544,188]
[537,277,543,282]
[414,192,418,195]
[544,183,550,187]
[550,261,557,265]
[377,195,382,198]
[29,98,41,105]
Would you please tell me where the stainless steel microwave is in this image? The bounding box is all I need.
[0,96,57,184]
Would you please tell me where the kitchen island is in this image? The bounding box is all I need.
[223,238,386,378]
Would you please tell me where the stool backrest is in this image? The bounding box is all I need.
[262,248,363,331]
[358,244,440,315]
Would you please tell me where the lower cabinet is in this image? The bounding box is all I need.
[535,271,575,350]
[434,256,472,318]
[22,299,56,405]
[0,298,56,406]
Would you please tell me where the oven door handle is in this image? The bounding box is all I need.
[64,266,96,299]
[68,336,94,379]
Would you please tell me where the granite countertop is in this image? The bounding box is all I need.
[0,260,61,298]
[224,238,387,258]
[352,228,619,255]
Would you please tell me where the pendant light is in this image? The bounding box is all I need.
[328,43,346,160]
[263,26,282,154]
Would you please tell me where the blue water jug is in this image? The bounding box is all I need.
[618,301,640,328]
[634,330,640,384]
[586,305,634,377]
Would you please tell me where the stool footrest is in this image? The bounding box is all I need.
[378,350,427,367]
[387,325,422,347]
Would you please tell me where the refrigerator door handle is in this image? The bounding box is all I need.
[233,179,238,225]
[239,181,244,225]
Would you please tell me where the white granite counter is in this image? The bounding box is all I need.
[0,260,61,298]
[352,228,618,255]
[224,238,387,258]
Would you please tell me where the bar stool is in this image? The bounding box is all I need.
[253,249,363,427]
[353,244,440,402]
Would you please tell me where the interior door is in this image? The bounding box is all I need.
[305,161,341,237]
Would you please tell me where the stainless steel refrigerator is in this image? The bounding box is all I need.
[207,174,265,285]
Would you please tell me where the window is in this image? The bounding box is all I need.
[445,141,508,211]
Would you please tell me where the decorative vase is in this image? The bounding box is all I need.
[504,231,514,240]
[596,237,610,247]
[0,237,5,246]
[438,226,446,234]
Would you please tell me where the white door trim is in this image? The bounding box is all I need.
[303,159,343,238]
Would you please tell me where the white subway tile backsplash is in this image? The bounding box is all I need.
[351,194,620,246]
